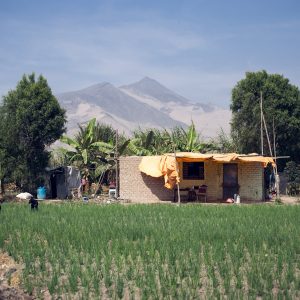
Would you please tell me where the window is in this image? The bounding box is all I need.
[182,162,204,180]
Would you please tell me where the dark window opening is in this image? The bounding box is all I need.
[183,162,204,180]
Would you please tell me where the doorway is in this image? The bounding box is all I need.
[50,174,57,198]
[223,163,238,199]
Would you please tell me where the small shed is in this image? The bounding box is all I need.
[119,153,275,203]
[47,166,81,199]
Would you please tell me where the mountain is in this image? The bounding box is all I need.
[57,77,231,138]
[120,77,231,138]
[120,76,191,105]
[57,82,186,135]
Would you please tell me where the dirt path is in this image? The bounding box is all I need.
[279,195,300,204]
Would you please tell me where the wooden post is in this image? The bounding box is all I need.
[272,118,280,198]
[262,113,273,157]
[115,129,119,198]
[173,146,180,205]
[272,117,277,174]
[260,91,264,156]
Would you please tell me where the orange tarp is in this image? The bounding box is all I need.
[236,155,275,166]
[139,152,275,189]
[138,155,179,189]
[138,156,163,177]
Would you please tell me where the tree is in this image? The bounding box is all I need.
[60,118,113,180]
[172,121,216,153]
[284,161,300,183]
[231,70,300,163]
[284,161,300,195]
[128,128,166,155]
[128,121,218,155]
[0,73,66,191]
[211,128,238,153]
[59,118,130,182]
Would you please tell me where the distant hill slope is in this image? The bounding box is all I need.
[57,77,231,138]
[120,76,191,105]
[120,77,231,138]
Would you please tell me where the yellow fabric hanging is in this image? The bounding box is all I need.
[138,152,275,189]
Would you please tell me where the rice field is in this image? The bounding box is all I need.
[0,203,299,299]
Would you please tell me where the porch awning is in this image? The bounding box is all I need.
[138,152,275,189]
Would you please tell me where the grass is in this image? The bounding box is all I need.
[0,203,300,298]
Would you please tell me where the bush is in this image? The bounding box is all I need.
[284,161,300,183]
[284,161,300,195]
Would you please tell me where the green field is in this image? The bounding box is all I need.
[0,203,299,299]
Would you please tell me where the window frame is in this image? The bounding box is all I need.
[182,161,205,180]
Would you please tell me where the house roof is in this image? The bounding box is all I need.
[166,152,275,165]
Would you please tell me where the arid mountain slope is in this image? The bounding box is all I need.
[57,77,231,137]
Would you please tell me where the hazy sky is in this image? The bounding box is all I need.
[1,0,299,107]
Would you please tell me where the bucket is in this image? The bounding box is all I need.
[37,186,46,200]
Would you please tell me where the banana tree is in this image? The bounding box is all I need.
[59,118,130,182]
[128,121,218,155]
[128,129,156,155]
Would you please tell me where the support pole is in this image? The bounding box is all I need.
[272,117,277,174]
[260,91,264,156]
[173,146,180,205]
[262,113,273,157]
[115,129,119,198]
[272,118,280,198]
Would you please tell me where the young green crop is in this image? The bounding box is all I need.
[0,203,299,298]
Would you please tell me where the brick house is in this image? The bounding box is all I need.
[119,153,274,203]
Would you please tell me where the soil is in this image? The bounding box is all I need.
[0,252,32,300]
[278,195,300,204]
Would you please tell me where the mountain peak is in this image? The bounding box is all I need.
[140,76,152,81]
[121,77,190,104]
[135,76,166,89]
[78,81,118,94]
[139,76,159,83]
[83,81,112,90]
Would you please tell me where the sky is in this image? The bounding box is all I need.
[0,0,300,107]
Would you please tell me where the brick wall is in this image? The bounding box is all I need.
[119,156,264,202]
[179,161,264,201]
[239,163,264,200]
[119,156,173,202]
[179,161,222,200]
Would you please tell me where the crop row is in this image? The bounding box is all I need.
[0,203,299,298]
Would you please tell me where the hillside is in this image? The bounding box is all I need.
[57,77,231,137]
